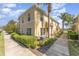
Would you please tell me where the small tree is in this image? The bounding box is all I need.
[59,13,73,31]
[4,20,17,33]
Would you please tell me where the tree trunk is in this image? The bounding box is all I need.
[48,13,50,38]
[62,20,64,31]
[48,3,51,38]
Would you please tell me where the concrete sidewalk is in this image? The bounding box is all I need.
[4,32,36,56]
[45,34,69,56]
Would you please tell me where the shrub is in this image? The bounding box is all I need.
[55,30,63,37]
[43,38,53,46]
[29,39,37,48]
[11,32,19,40]
[11,32,37,49]
[39,38,55,46]
[68,31,79,40]
[39,40,44,46]
[69,34,78,40]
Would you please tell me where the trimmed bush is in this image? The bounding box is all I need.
[43,38,52,46]
[11,32,37,49]
[68,31,79,40]
[55,30,63,38]
[39,38,55,46]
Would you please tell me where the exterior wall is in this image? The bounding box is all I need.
[72,23,79,32]
[18,5,60,38]
[34,9,49,37]
[19,7,35,35]
[34,9,59,38]
[72,16,79,32]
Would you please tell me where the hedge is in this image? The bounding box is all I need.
[11,32,37,49]
[68,31,79,40]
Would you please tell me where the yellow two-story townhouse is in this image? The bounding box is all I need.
[18,5,60,38]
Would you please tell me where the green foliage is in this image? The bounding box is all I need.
[60,13,73,23]
[11,33,37,49]
[0,32,4,56]
[4,20,17,34]
[68,31,79,40]
[59,13,73,29]
[43,38,53,46]
[55,30,63,37]
[69,40,79,56]
[39,38,55,46]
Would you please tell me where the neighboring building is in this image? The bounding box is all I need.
[18,5,60,38]
[72,16,79,32]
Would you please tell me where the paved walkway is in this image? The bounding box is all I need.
[4,32,36,56]
[45,34,69,56]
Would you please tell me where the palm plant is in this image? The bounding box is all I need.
[59,13,73,31]
[47,3,52,38]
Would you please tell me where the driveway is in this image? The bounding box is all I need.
[4,32,36,56]
[45,34,69,56]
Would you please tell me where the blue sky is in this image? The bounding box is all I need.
[0,3,79,27]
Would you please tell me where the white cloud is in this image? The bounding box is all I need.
[0,4,25,19]
[52,3,66,17]
[52,3,66,28]
[53,7,66,13]
[10,9,25,16]
[2,8,12,13]
[52,3,66,10]
[9,9,25,19]
[3,3,16,8]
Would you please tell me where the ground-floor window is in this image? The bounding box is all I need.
[27,28,32,35]
[40,28,45,35]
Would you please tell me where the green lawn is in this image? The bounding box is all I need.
[0,32,5,56]
[68,40,79,56]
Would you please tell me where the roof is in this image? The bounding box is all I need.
[18,5,59,24]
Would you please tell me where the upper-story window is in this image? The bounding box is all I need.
[28,13,31,22]
[22,20,24,23]
[40,15,44,22]
[20,17,24,23]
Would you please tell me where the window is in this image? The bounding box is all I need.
[22,20,24,23]
[28,13,31,21]
[27,28,32,35]
[40,16,43,22]
[20,17,24,23]
[40,28,45,35]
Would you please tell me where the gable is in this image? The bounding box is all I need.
[18,5,59,24]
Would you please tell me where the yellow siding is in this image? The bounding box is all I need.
[18,5,60,38]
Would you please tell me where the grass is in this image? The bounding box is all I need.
[0,32,5,56]
[68,40,79,56]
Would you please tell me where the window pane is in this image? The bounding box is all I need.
[41,28,45,35]
[22,20,24,23]
[27,28,31,35]
[40,16,43,22]
[28,13,31,21]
